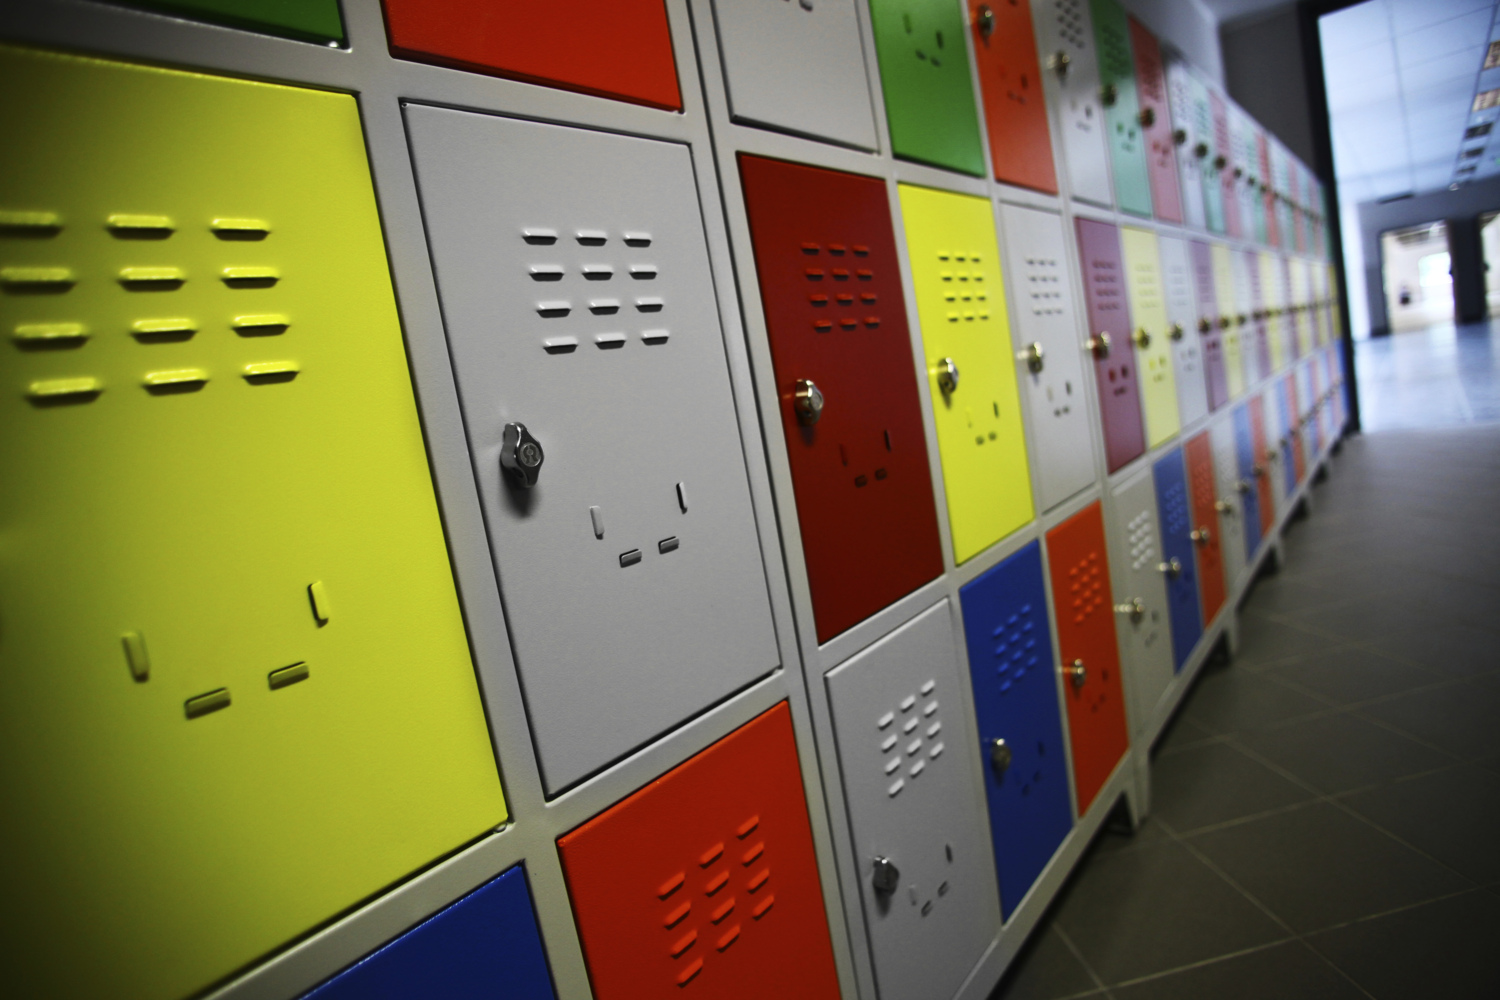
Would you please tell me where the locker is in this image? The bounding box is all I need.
[1290,164,1307,254]
[1259,135,1280,249]
[383,0,681,111]
[739,156,943,642]
[1193,70,1226,235]
[711,0,878,150]
[1210,90,1240,239]
[1272,145,1295,252]
[969,0,1058,193]
[1288,257,1313,357]
[1211,243,1245,398]
[825,601,1001,1000]
[869,0,986,175]
[1075,217,1145,471]
[1260,386,1288,513]
[1308,260,1328,347]
[1119,226,1179,446]
[899,184,1033,563]
[1152,450,1204,672]
[1231,405,1264,557]
[1183,431,1227,625]
[557,703,841,1000]
[1036,0,1113,205]
[1164,54,1206,229]
[1298,364,1318,466]
[302,867,554,1000]
[1285,374,1307,485]
[959,543,1073,919]
[1128,17,1182,223]
[1260,251,1288,369]
[1157,235,1209,427]
[1246,397,1275,540]
[999,204,1097,510]
[1231,108,1261,246]
[117,0,343,42]
[1208,418,1248,594]
[1189,239,1229,410]
[407,108,779,792]
[0,46,506,1000]
[1108,471,1176,732]
[1090,0,1151,216]
[1045,503,1130,814]
[1234,249,1269,385]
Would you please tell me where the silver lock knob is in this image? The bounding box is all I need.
[499,422,545,488]
[1168,322,1184,342]
[1062,659,1087,689]
[1158,557,1182,578]
[976,3,995,39]
[1087,332,1111,358]
[1235,479,1253,494]
[793,378,825,425]
[936,357,960,395]
[1133,327,1151,350]
[990,737,1013,774]
[1047,50,1071,75]
[871,855,901,894]
[1214,498,1236,515]
[1114,597,1145,621]
[1018,341,1045,373]
[1191,526,1212,545]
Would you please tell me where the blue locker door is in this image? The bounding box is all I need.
[959,542,1073,919]
[1152,450,1203,673]
[1233,406,1263,556]
[303,866,555,999]
[1277,382,1297,500]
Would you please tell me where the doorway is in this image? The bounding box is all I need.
[1380,222,1453,333]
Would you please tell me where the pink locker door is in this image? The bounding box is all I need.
[1076,217,1146,472]
[1128,17,1182,223]
[1210,90,1240,239]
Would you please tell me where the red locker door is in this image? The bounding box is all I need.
[1128,17,1182,223]
[1183,432,1225,624]
[1210,90,1241,239]
[1286,376,1307,483]
[970,0,1057,194]
[1247,395,1275,538]
[557,703,841,1000]
[1045,503,1129,815]
[382,0,682,111]
[739,155,943,643]
[1075,217,1145,472]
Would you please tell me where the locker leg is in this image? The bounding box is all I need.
[1128,751,1152,823]
[1222,609,1242,659]
[1313,461,1329,485]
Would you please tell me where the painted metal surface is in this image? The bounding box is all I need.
[1232,404,1264,557]
[557,703,842,1000]
[1157,235,1208,426]
[1260,251,1288,370]
[1119,225,1179,446]
[1260,385,1287,515]
[1108,470,1176,732]
[117,0,343,41]
[1075,216,1145,471]
[1246,396,1275,541]
[1036,0,1113,205]
[1210,89,1240,239]
[1128,16,1181,223]
[1045,502,1130,815]
[826,601,1001,1000]
[869,0,986,175]
[970,0,1057,193]
[1211,242,1244,399]
[1190,239,1229,411]
[1231,108,1261,246]
[739,155,943,643]
[1233,249,1267,386]
[959,542,1073,920]
[1183,431,1227,625]
[1090,0,1151,216]
[900,184,1033,563]
[1152,449,1204,673]
[1164,53,1206,229]
[1208,416,1248,593]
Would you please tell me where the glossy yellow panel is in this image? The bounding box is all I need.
[898,184,1032,563]
[1289,258,1313,356]
[1212,243,1244,397]
[0,44,506,1000]
[1259,251,1285,371]
[1120,227,1179,446]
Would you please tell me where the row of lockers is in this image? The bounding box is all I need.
[91,0,1326,249]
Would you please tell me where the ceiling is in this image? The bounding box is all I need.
[1319,0,1500,203]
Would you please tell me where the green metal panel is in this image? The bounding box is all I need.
[1090,0,1150,216]
[110,0,344,44]
[869,0,986,176]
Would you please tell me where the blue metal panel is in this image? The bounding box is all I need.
[1277,382,1296,500]
[959,542,1073,919]
[1152,450,1203,673]
[303,866,556,1000]
[1233,406,1262,555]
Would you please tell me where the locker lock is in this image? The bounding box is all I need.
[1137,107,1156,128]
[1047,50,1072,76]
[793,378,825,425]
[1236,314,1247,326]
[1157,557,1183,578]
[1061,659,1087,689]
[1168,323,1184,342]
[1191,526,1212,545]
[871,855,901,895]
[1100,83,1118,107]
[499,422,544,488]
[935,357,960,395]
[1197,317,1211,335]
[1018,341,1045,373]
[1193,142,1209,160]
[1172,128,1188,146]
[1087,332,1111,358]
[1235,479,1253,494]
[1132,327,1151,350]
[1214,498,1236,515]
[1213,154,1227,171]
[989,737,1013,774]
[976,3,995,39]
[1114,597,1145,621]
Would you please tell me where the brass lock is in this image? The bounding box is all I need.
[1018,341,1045,373]
[1133,327,1151,350]
[1138,106,1156,128]
[499,422,545,488]
[1191,526,1212,545]
[1168,323,1184,341]
[1235,478,1253,493]
[1173,128,1187,145]
[1193,141,1209,159]
[1213,154,1227,170]
[1197,317,1211,334]
[1048,50,1072,75]
[990,737,1013,774]
[793,378,825,425]
[1100,82,1118,107]
[1157,557,1183,578]
[1061,659,1087,689]
[1087,332,1111,358]
[1214,498,1236,514]
[1114,597,1145,621]
[976,3,996,39]
[936,356,960,394]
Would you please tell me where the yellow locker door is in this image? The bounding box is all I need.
[898,184,1033,564]
[1120,226,1179,446]
[1212,242,1244,397]
[1260,251,1285,371]
[0,45,505,1000]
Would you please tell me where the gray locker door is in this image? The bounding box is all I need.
[712,0,878,150]
[999,204,1097,511]
[1108,472,1174,734]
[1158,235,1209,427]
[405,106,778,793]
[1261,387,1287,514]
[1208,417,1247,594]
[1232,251,1260,386]
[1037,0,1113,205]
[1165,55,1206,230]
[826,600,1000,1000]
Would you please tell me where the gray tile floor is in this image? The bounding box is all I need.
[991,424,1500,1000]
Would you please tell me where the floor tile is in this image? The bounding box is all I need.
[1152,714,1219,757]
[989,924,1102,1000]
[1150,742,1313,834]
[1228,613,1343,668]
[1179,669,1331,735]
[1234,711,1456,795]
[1341,764,1500,883]
[1265,645,1446,706]
[1279,590,1439,643]
[1367,622,1500,677]
[1187,801,1470,934]
[1356,676,1500,759]
[1088,815,1173,858]
[1051,840,1284,985]
[1109,941,1366,1000]
[1305,891,1500,1000]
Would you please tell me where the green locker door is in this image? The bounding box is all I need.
[0,44,504,1000]
[899,184,1033,563]
[1120,226,1179,446]
[109,0,344,43]
[1091,0,1151,216]
[870,0,986,176]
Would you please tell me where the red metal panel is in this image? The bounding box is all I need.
[738,155,943,643]
[1210,91,1241,239]
[1258,133,1278,247]
[1128,17,1182,223]
[1190,239,1229,411]
[1248,395,1275,537]
[1183,432,1225,624]
[557,703,841,1000]
[1045,503,1129,815]
[970,0,1057,194]
[1075,217,1145,472]
[382,0,682,111]
[1286,376,1307,483]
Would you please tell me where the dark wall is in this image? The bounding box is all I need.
[1220,6,1318,167]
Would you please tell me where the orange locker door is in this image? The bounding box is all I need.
[969,0,1057,193]
[1184,432,1226,624]
[1247,395,1275,539]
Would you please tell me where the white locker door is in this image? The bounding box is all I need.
[1108,471,1175,735]
[1165,55,1206,230]
[1208,416,1247,595]
[1261,388,1287,518]
[1000,203,1098,511]
[1232,250,1261,386]
[1158,235,1209,427]
[1036,0,1113,205]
